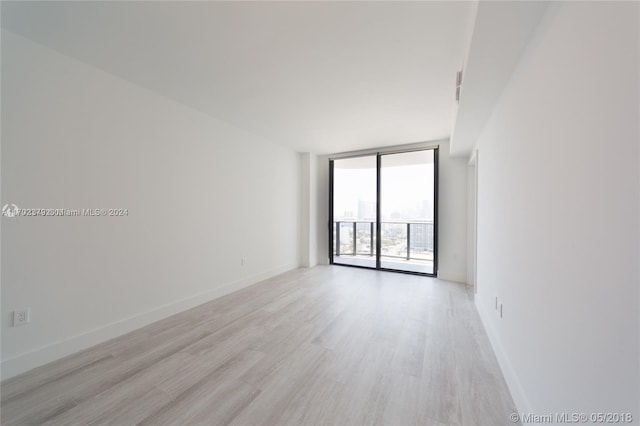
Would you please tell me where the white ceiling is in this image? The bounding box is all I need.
[2,1,475,155]
[450,1,549,157]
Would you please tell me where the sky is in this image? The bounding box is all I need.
[333,152,435,221]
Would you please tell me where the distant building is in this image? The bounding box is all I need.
[357,200,376,220]
[410,223,434,251]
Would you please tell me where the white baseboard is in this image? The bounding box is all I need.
[475,298,532,415]
[1,263,298,381]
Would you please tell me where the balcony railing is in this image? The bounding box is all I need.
[333,220,434,261]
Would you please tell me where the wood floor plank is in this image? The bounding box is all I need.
[1,266,519,426]
[332,345,395,426]
[382,372,421,426]
[144,378,260,426]
[140,350,264,425]
[43,384,172,426]
[390,317,428,378]
[0,351,111,404]
[229,342,329,425]
[273,374,344,425]
[418,308,464,426]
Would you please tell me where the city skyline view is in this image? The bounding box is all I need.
[332,150,436,274]
[334,157,434,222]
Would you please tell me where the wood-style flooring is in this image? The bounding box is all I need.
[1,266,518,425]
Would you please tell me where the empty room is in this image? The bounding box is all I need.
[1,1,638,425]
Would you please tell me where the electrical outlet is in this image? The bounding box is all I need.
[499,303,503,318]
[13,308,30,327]
[241,257,246,266]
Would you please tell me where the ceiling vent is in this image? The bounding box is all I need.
[455,70,463,103]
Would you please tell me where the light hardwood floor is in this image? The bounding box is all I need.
[1,266,518,425]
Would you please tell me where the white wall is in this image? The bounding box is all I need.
[314,141,468,283]
[1,30,300,379]
[308,155,318,266]
[299,154,310,267]
[437,141,468,283]
[466,159,476,288]
[474,2,639,417]
[298,152,317,268]
[315,155,330,265]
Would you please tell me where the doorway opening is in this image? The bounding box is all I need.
[329,148,438,276]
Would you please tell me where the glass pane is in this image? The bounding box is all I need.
[332,155,377,268]
[380,150,435,274]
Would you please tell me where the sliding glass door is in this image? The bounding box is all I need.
[331,155,377,268]
[379,150,436,274]
[329,148,438,276]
